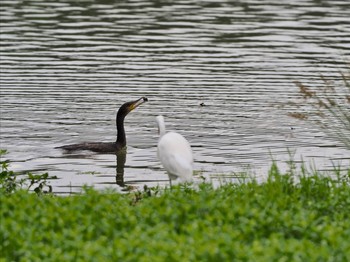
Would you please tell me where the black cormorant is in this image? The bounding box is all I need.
[57,97,148,153]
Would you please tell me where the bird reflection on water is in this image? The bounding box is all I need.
[115,148,127,188]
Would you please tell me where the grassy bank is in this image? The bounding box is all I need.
[1,165,350,261]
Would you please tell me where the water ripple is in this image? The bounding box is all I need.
[1,0,349,192]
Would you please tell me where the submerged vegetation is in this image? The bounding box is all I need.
[288,69,350,149]
[1,159,349,261]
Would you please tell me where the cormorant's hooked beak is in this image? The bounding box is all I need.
[129,97,148,111]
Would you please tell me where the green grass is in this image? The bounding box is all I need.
[1,165,350,261]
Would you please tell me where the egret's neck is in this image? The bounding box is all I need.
[157,116,166,137]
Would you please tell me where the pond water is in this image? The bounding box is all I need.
[1,0,349,194]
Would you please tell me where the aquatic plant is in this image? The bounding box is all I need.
[288,69,350,149]
[0,149,22,194]
[0,149,54,195]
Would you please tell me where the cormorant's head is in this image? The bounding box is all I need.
[118,97,148,117]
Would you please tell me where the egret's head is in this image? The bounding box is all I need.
[156,115,166,137]
[118,97,148,117]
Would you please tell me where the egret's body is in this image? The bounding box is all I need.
[57,97,148,154]
[156,116,193,184]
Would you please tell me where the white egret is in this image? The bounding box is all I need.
[156,115,193,185]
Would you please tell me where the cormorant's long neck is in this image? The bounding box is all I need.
[116,112,126,147]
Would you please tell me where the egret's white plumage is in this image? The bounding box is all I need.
[156,116,193,184]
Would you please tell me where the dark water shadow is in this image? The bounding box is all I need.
[116,148,127,188]
[55,147,129,190]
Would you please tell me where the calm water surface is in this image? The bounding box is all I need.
[1,0,349,193]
